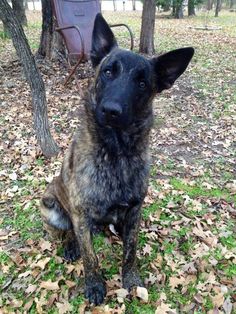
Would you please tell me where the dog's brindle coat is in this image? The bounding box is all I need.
[40,14,194,305]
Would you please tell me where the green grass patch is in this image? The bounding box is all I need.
[170,178,235,203]
[2,201,43,241]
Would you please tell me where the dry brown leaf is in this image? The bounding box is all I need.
[65,280,76,288]
[10,299,23,308]
[24,299,34,311]
[66,264,75,274]
[169,276,185,290]
[31,257,51,270]
[56,301,72,314]
[142,243,152,255]
[223,297,233,314]
[136,286,149,303]
[40,279,60,291]
[39,239,52,251]
[211,292,224,308]
[155,302,172,314]
[25,284,37,294]
[115,288,129,299]
[18,270,31,278]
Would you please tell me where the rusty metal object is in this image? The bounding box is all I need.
[51,0,134,86]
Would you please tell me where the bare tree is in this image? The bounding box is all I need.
[172,0,184,18]
[0,0,59,158]
[139,0,156,55]
[229,0,235,9]
[113,0,117,11]
[37,0,65,60]
[12,0,27,26]
[188,0,196,15]
[132,0,136,10]
[215,0,221,16]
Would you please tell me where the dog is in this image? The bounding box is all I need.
[40,13,194,305]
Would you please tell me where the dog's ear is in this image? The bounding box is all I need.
[151,47,194,93]
[90,13,118,68]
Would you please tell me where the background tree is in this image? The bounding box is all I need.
[215,0,221,16]
[188,0,196,15]
[132,0,136,10]
[113,0,117,11]
[172,0,184,18]
[139,0,156,55]
[12,0,27,26]
[37,0,65,60]
[0,0,59,158]
[1,0,27,38]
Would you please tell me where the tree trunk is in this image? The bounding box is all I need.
[188,0,196,15]
[174,0,184,18]
[132,0,136,10]
[0,0,59,158]
[32,0,36,11]
[113,0,117,11]
[37,0,53,59]
[229,0,234,9]
[163,2,171,11]
[37,0,65,60]
[215,0,221,16]
[207,0,212,10]
[139,0,156,55]
[12,0,27,26]
[24,0,29,10]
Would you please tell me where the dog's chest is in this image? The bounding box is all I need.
[76,151,149,220]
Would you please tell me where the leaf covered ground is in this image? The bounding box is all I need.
[0,10,235,314]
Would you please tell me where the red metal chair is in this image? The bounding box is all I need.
[51,0,134,86]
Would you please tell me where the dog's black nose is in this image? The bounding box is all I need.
[101,102,122,118]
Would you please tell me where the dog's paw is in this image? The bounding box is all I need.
[63,241,81,262]
[85,275,106,305]
[122,269,143,291]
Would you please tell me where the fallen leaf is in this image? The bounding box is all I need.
[115,288,129,299]
[56,301,72,314]
[25,284,37,294]
[136,286,149,303]
[31,257,51,270]
[39,239,52,251]
[40,279,60,291]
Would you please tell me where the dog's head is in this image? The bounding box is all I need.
[90,14,194,130]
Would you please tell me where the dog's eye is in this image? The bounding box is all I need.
[104,69,112,78]
[139,81,146,89]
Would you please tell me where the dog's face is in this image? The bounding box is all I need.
[90,14,194,129]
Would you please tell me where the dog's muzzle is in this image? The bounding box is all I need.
[96,101,124,128]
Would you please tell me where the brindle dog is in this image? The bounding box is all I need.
[40,13,194,305]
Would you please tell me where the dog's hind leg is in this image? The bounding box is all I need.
[40,183,80,261]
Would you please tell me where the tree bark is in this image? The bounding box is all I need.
[174,0,184,18]
[188,0,196,15]
[12,0,27,26]
[113,0,117,11]
[0,0,59,158]
[229,0,235,9]
[37,0,53,59]
[215,0,221,16]
[132,0,136,10]
[207,0,212,10]
[37,0,65,60]
[139,0,156,55]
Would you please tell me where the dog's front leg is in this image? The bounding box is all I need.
[71,210,106,305]
[122,204,143,290]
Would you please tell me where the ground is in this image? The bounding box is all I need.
[0,10,235,314]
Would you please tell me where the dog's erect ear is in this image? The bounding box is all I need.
[90,13,118,68]
[151,47,194,93]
